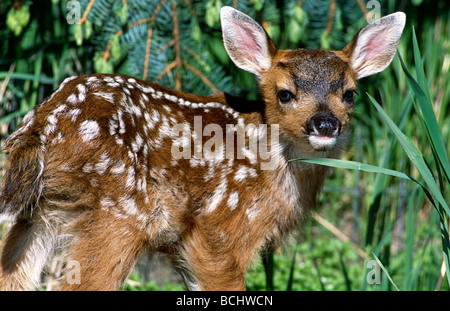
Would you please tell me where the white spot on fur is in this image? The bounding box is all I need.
[68,108,81,122]
[93,91,115,103]
[143,112,155,130]
[151,109,160,123]
[95,152,111,175]
[111,160,126,175]
[117,110,126,134]
[205,174,227,214]
[164,93,178,103]
[51,132,65,144]
[204,163,216,182]
[141,93,149,102]
[126,166,135,189]
[246,205,259,222]
[132,133,144,153]
[43,104,68,136]
[108,118,117,136]
[153,91,164,99]
[103,76,115,83]
[67,93,78,104]
[86,76,100,84]
[248,167,258,177]
[44,115,58,136]
[123,87,131,95]
[22,109,35,128]
[115,138,124,145]
[79,120,100,142]
[140,84,155,94]
[119,197,139,217]
[53,104,68,115]
[234,165,258,182]
[114,76,125,84]
[82,163,94,173]
[100,197,115,212]
[77,84,87,102]
[227,191,239,210]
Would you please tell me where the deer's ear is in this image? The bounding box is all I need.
[221,6,276,78]
[343,12,406,79]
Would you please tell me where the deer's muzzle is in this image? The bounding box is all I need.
[306,112,342,150]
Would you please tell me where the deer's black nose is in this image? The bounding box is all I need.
[307,112,341,137]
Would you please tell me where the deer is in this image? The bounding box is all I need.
[0,6,405,290]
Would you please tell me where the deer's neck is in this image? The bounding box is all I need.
[266,138,330,217]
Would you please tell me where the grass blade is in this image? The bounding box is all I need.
[338,251,352,291]
[0,72,55,84]
[373,253,400,291]
[262,251,274,291]
[398,51,450,184]
[411,27,432,104]
[366,94,449,215]
[293,156,446,218]
[293,158,416,182]
[286,249,297,291]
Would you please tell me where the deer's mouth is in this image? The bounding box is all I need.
[308,134,337,150]
[306,111,341,151]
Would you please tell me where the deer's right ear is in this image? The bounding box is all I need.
[342,12,406,79]
[221,6,276,78]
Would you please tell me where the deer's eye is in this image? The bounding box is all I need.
[343,90,357,103]
[277,90,294,103]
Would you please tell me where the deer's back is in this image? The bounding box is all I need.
[7,74,290,249]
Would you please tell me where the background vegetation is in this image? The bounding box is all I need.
[0,0,449,291]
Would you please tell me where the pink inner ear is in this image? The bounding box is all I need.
[362,26,392,59]
[235,22,263,60]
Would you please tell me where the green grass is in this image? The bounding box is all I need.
[287,21,450,291]
[122,273,185,291]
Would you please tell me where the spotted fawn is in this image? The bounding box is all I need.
[0,7,405,290]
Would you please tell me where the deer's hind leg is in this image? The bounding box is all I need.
[59,210,147,291]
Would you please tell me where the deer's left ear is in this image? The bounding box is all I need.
[221,6,277,78]
[342,12,406,79]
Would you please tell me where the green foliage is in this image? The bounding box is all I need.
[122,273,185,291]
[56,0,375,95]
[6,3,30,36]
[246,237,362,291]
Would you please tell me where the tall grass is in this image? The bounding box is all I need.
[285,21,449,291]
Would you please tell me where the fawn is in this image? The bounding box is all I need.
[0,7,405,290]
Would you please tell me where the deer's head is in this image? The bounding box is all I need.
[221,7,405,155]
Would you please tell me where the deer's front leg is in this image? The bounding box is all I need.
[175,223,246,291]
